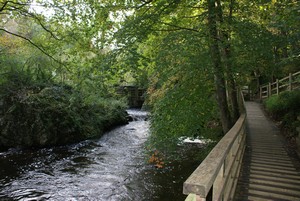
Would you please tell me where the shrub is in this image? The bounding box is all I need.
[0,71,128,149]
[264,90,300,137]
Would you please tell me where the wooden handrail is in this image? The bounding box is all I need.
[183,91,246,201]
[183,113,246,201]
[260,71,300,99]
[183,71,299,201]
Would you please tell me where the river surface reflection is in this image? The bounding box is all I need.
[0,110,207,201]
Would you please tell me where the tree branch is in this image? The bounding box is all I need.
[0,28,69,71]
[5,0,29,6]
[182,12,207,19]
[1,1,61,40]
[161,21,200,33]
[26,12,61,40]
[137,0,154,9]
[149,28,182,32]
[0,0,30,12]
[0,1,9,12]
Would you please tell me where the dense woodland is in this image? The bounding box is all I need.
[0,0,299,151]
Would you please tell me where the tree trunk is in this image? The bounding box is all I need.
[216,0,240,122]
[207,0,232,133]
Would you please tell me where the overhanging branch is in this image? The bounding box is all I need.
[161,21,200,33]
[0,28,69,71]
[0,0,30,12]
[137,0,154,9]
[0,1,9,12]
[1,1,60,40]
[26,12,61,40]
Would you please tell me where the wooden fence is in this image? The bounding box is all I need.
[260,71,300,99]
[183,114,246,201]
[183,93,246,201]
[182,71,299,201]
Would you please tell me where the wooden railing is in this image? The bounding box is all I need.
[260,71,300,99]
[182,72,300,201]
[183,112,246,201]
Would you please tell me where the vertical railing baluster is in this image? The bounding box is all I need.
[276,79,279,95]
[289,73,293,91]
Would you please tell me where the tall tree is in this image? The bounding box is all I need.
[207,0,232,133]
[216,0,239,122]
[4,0,296,146]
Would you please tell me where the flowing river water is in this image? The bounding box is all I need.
[0,110,209,201]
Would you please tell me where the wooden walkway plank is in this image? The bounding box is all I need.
[234,102,300,201]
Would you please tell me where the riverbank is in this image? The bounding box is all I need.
[0,72,128,150]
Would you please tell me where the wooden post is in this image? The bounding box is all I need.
[260,86,262,100]
[248,86,251,100]
[268,82,272,97]
[276,79,279,95]
[289,73,292,91]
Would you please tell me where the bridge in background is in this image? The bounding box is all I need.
[183,71,300,201]
[116,85,145,108]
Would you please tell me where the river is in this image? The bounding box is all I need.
[0,110,209,201]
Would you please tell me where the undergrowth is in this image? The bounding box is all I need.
[264,90,300,139]
[0,71,128,149]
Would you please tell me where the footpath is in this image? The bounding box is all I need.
[234,102,300,201]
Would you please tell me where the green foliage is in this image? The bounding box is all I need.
[0,1,133,149]
[1,0,299,151]
[264,91,300,118]
[145,28,223,154]
[148,77,222,155]
[0,70,128,149]
[264,90,300,136]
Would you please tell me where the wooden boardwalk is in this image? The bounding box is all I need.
[234,102,300,201]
